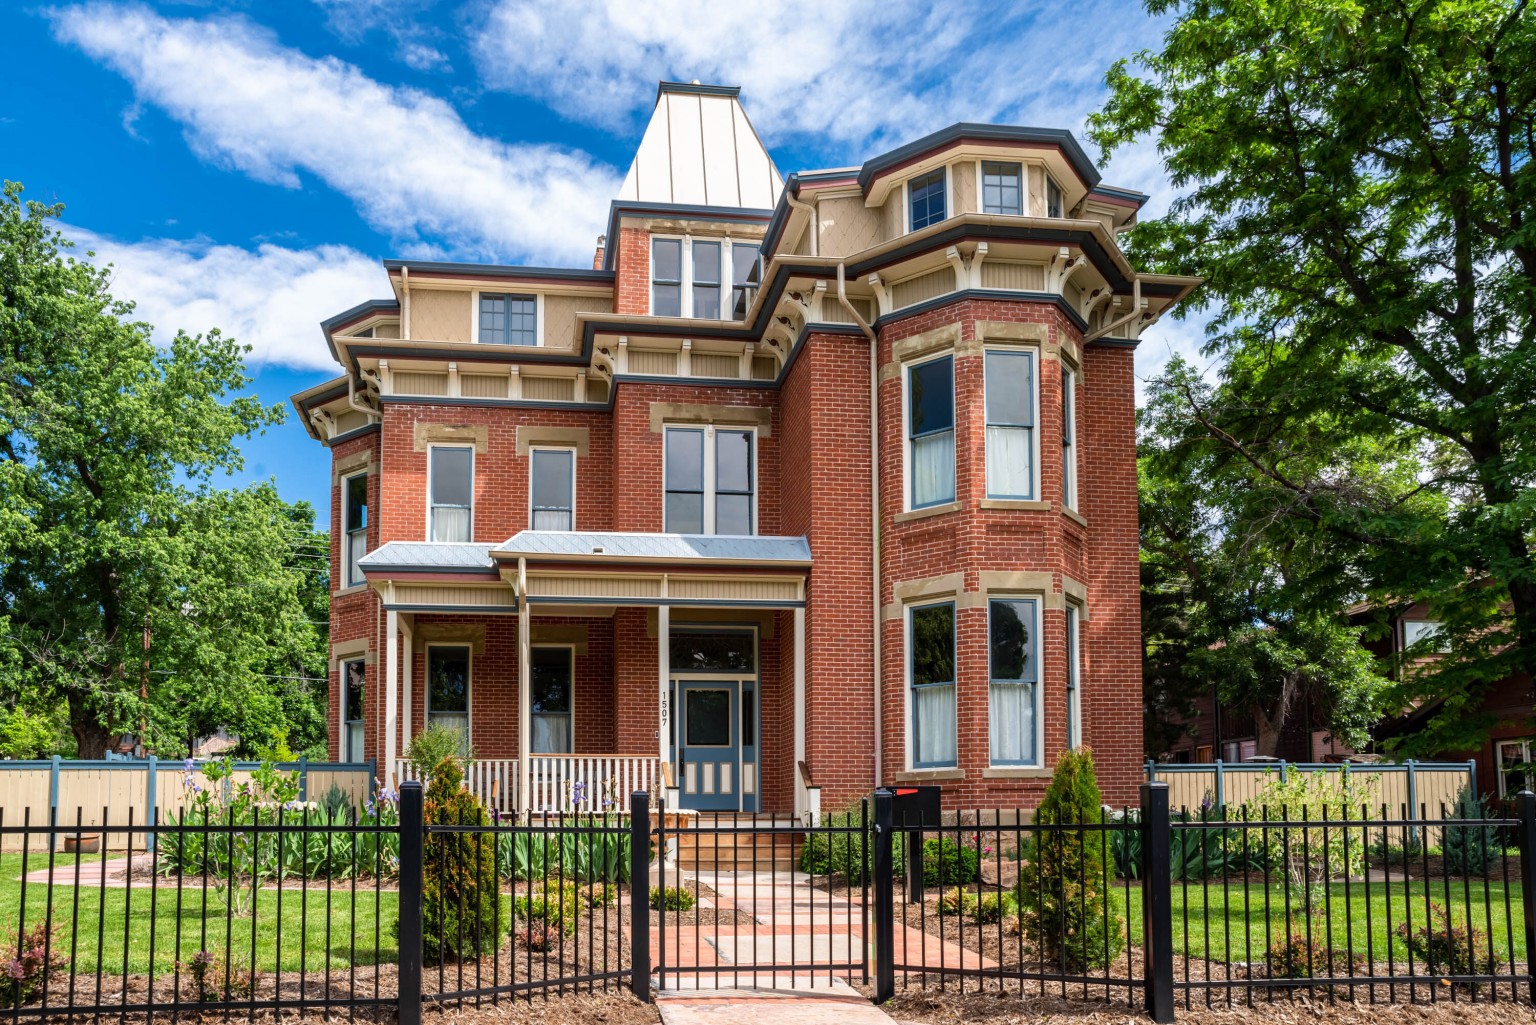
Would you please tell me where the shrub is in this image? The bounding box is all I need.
[403,757,500,962]
[922,836,980,886]
[517,923,560,952]
[973,892,1016,925]
[649,886,695,912]
[585,883,618,908]
[1396,902,1499,987]
[405,725,473,783]
[1443,785,1498,876]
[1239,768,1376,909]
[513,883,581,935]
[1016,747,1125,972]
[182,950,260,1002]
[1,923,67,1006]
[936,886,970,916]
[1266,931,1364,980]
[798,807,895,884]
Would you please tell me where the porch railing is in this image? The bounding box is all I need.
[528,755,663,814]
[393,754,662,815]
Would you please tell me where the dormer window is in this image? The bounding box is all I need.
[908,169,947,231]
[981,162,1023,216]
[1047,175,1064,218]
[479,293,537,345]
[651,235,760,320]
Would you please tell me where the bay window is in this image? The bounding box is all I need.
[988,597,1039,766]
[530,447,575,531]
[343,472,368,586]
[342,658,365,762]
[984,349,1036,499]
[1065,604,1082,750]
[908,168,947,230]
[664,425,755,534]
[1062,365,1077,509]
[909,602,956,768]
[981,162,1023,216]
[1047,174,1064,218]
[907,355,955,509]
[429,446,473,542]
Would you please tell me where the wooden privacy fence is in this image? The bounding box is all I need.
[1148,759,1475,841]
[0,756,376,850]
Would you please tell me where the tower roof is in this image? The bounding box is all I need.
[618,82,783,209]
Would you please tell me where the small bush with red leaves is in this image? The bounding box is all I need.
[2,923,68,1006]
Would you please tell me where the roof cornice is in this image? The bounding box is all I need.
[857,124,1102,192]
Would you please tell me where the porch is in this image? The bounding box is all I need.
[359,531,819,819]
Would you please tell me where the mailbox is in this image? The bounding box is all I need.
[888,785,942,829]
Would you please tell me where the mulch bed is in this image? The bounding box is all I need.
[647,878,758,928]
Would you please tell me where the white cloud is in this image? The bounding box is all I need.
[49,3,620,265]
[68,226,381,372]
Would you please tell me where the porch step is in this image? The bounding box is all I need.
[674,820,805,871]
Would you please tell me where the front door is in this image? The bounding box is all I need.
[679,681,738,811]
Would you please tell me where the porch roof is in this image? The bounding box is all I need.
[492,530,812,568]
[357,541,498,574]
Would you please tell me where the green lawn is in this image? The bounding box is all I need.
[1117,877,1526,964]
[0,855,403,974]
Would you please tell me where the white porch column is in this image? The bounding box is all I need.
[399,616,413,785]
[517,558,531,818]
[658,603,671,768]
[793,605,807,819]
[385,609,399,783]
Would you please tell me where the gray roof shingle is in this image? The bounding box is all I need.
[356,541,497,572]
[496,531,811,565]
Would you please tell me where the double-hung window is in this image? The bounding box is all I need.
[479,293,537,345]
[427,645,470,745]
[529,447,575,531]
[530,646,573,754]
[1065,604,1082,750]
[343,472,368,587]
[908,169,947,231]
[341,658,365,762]
[907,355,955,509]
[909,602,956,768]
[984,350,1036,499]
[651,236,758,320]
[429,446,473,542]
[1046,175,1064,218]
[730,243,761,318]
[989,597,1039,766]
[981,162,1023,216]
[664,426,755,534]
[1062,366,1077,509]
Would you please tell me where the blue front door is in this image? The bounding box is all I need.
[679,681,738,811]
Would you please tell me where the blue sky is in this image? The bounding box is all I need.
[0,0,1202,523]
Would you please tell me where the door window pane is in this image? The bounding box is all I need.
[982,162,1022,215]
[685,690,732,746]
[530,647,572,754]
[908,169,947,230]
[652,238,682,316]
[530,448,574,531]
[692,240,721,319]
[670,631,756,673]
[430,447,473,542]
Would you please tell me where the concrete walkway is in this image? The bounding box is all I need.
[657,980,896,1025]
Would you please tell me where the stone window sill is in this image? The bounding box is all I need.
[1064,507,1089,528]
[893,767,966,782]
[982,767,1054,780]
[894,501,961,524]
[980,499,1052,512]
[332,583,370,599]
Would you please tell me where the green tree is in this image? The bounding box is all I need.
[0,181,326,757]
[1094,0,1536,755]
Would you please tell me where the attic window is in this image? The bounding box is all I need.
[652,236,760,321]
[479,293,537,346]
[1046,175,1064,219]
[908,169,947,231]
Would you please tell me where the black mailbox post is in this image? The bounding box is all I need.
[888,785,941,904]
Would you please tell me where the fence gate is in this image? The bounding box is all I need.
[647,798,871,990]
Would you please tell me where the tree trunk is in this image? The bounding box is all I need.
[67,688,113,759]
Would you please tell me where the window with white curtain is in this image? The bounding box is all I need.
[429,446,473,542]
[907,355,955,509]
[530,646,573,754]
[530,447,575,531]
[988,597,1038,766]
[1062,365,1078,509]
[984,349,1035,499]
[1065,604,1082,750]
[909,602,956,768]
[343,472,368,586]
[342,659,365,762]
[426,645,470,744]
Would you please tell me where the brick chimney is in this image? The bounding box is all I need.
[592,234,606,270]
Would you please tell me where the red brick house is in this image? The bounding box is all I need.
[293,82,1197,818]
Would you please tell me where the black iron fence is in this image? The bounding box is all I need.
[3,781,1534,1023]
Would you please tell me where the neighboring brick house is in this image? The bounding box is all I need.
[293,82,1197,817]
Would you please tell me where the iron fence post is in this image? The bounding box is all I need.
[1140,781,1174,1024]
[1518,790,1536,1005]
[630,790,652,1002]
[873,787,896,1003]
[398,780,424,1025]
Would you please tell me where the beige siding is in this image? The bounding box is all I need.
[410,288,471,342]
[881,194,904,241]
[891,267,956,309]
[951,161,977,215]
[522,376,575,402]
[751,356,778,381]
[629,349,678,376]
[981,261,1047,292]
[1028,165,1047,217]
[691,353,739,379]
[543,295,612,351]
[460,373,508,399]
[819,296,875,324]
[373,322,401,339]
[816,196,882,256]
[394,371,449,396]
